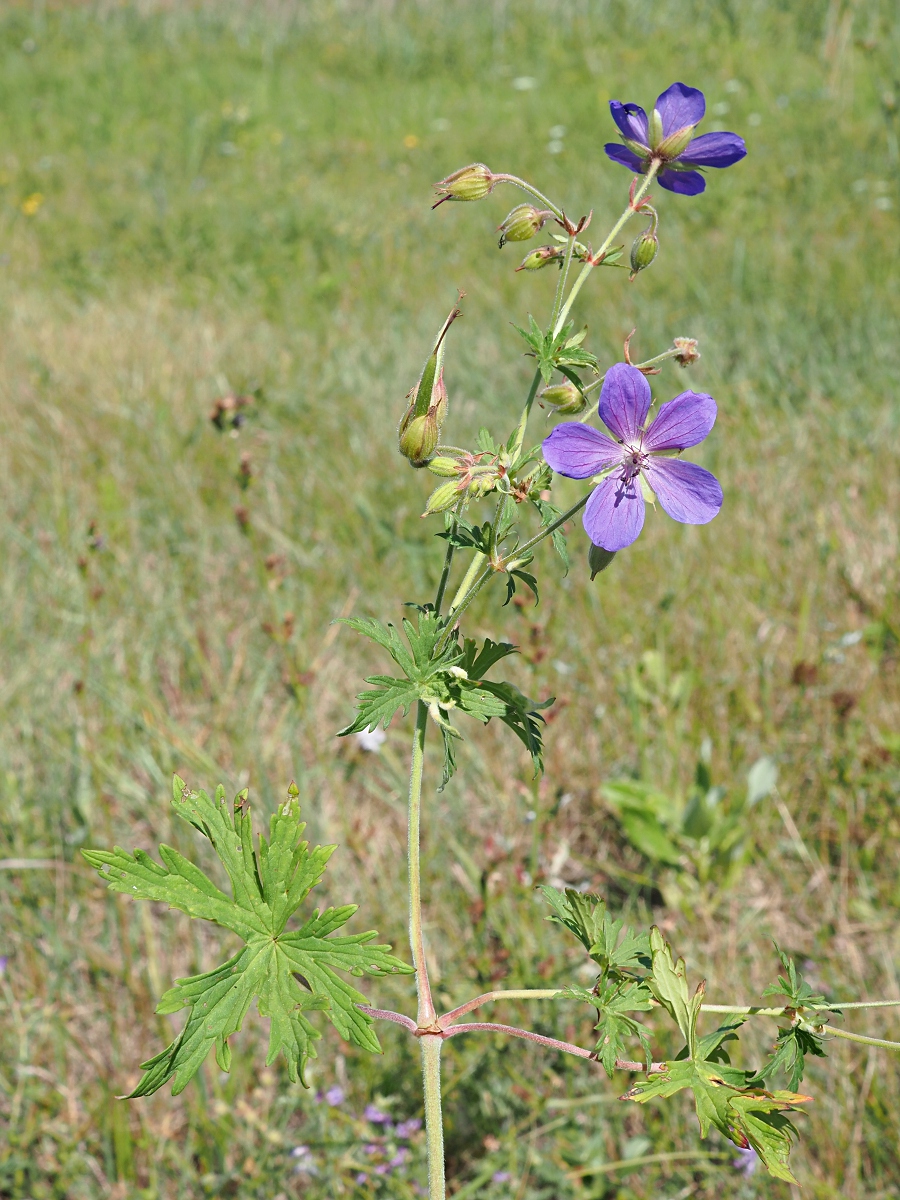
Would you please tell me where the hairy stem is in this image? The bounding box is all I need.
[442,1022,668,1074]
[816,1026,900,1051]
[420,1034,446,1200]
[433,513,459,615]
[440,989,561,1024]
[553,162,660,337]
[492,174,564,222]
[550,232,577,330]
[408,702,436,1028]
[447,552,486,615]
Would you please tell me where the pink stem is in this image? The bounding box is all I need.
[442,1021,595,1059]
[356,1005,418,1033]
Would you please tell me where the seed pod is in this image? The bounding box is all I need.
[427,456,462,478]
[399,411,440,467]
[423,481,463,516]
[433,163,496,207]
[589,543,617,579]
[629,227,659,281]
[539,381,586,414]
[498,203,550,248]
[672,336,700,367]
[515,245,563,271]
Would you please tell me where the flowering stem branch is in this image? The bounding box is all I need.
[814,1026,900,1051]
[550,233,577,330]
[516,492,590,558]
[433,512,460,615]
[441,1022,668,1074]
[447,553,487,616]
[553,162,660,337]
[493,174,565,222]
[440,989,561,1024]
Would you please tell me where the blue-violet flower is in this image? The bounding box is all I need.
[605,82,746,195]
[542,363,722,551]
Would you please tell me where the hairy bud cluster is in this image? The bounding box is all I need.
[673,336,701,367]
[515,245,563,272]
[399,304,461,467]
[421,450,505,516]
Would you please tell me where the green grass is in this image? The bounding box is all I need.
[1,0,899,1196]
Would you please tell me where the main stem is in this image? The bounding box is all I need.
[421,1035,446,1200]
[408,701,436,1028]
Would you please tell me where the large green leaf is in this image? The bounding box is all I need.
[84,778,411,1096]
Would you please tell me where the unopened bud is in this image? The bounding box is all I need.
[498,203,550,248]
[400,411,439,467]
[539,381,586,414]
[629,227,659,281]
[431,367,448,426]
[428,456,461,478]
[515,245,563,272]
[589,543,616,579]
[423,480,462,515]
[433,163,496,207]
[672,337,700,367]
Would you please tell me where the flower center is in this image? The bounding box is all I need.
[621,446,647,482]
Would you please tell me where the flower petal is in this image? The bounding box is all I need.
[642,391,717,452]
[678,131,747,169]
[598,363,652,444]
[654,83,705,137]
[609,101,649,146]
[583,476,645,551]
[658,168,706,196]
[603,142,646,173]
[542,424,623,480]
[644,457,722,525]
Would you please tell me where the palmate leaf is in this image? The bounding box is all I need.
[647,926,704,1057]
[83,778,412,1097]
[561,979,654,1077]
[749,1024,826,1091]
[541,888,650,975]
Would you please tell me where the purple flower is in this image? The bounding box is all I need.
[364,1104,391,1123]
[605,82,746,195]
[324,1085,345,1106]
[732,1147,758,1177]
[390,1148,410,1167]
[355,1172,369,1184]
[542,363,722,552]
[395,1118,422,1138]
[492,1171,512,1184]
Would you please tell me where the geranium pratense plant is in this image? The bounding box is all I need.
[84,82,900,1199]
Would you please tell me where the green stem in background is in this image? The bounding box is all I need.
[509,368,543,463]
[553,162,660,337]
[407,702,436,1028]
[420,1034,446,1200]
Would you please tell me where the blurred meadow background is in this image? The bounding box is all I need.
[0,0,899,1196]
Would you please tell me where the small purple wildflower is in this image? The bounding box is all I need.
[395,1118,422,1139]
[324,1085,345,1106]
[542,363,722,552]
[364,1143,381,1156]
[492,1170,512,1184]
[605,82,746,195]
[290,1145,310,1159]
[0,955,7,977]
[355,1172,369,1184]
[364,1104,391,1123]
[733,1146,758,1177]
[390,1148,410,1167]
[374,1163,391,1175]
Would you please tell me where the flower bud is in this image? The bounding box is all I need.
[673,337,700,367]
[498,203,550,248]
[428,456,461,478]
[399,411,439,467]
[433,163,496,207]
[629,227,659,281]
[423,481,463,516]
[515,245,563,272]
[647,108,665,150]
[589,543,616,579]
[539,381,586,414]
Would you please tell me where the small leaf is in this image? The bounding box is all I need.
[647,927,703,1056]
[746,756,778,807]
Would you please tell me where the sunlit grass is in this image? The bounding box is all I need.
[0,1,899,1196]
